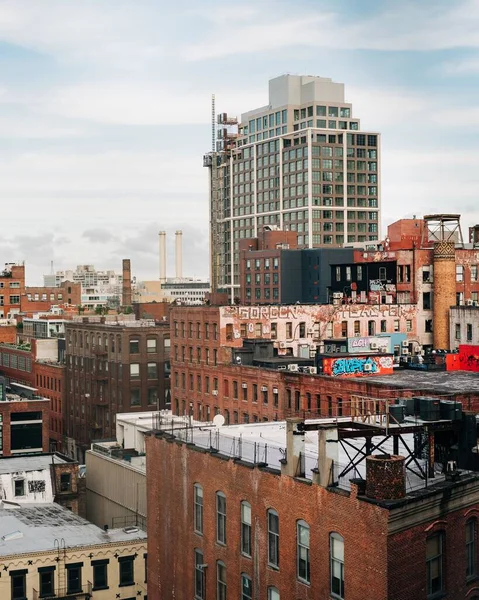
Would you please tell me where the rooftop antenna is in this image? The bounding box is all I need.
[50,260,54,275]
[212,94,216,152]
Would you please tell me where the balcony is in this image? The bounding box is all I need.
[33,582,92,600]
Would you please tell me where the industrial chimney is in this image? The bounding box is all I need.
[159,231,167,283]
[122,259,132,306]
[175,230,183,279]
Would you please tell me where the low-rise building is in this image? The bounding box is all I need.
[65,318,171,461]
[0,503,146,600]
[146,410,479,600]
[0,452,83,514]
[0,263,25,320]
[0,378,50,456]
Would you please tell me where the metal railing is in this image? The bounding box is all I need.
[33,581,92,600]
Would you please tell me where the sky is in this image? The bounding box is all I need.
[0,0,478,284]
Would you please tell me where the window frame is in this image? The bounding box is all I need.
[194,484,203,534]
[297,519,310,584]
[216,560,226,600]
[11,570,27,600]
[241,573,253,600]
[466,519,477,580]
[330,532,344,599]
[91,559,109,591]
[267,509,280,568]
[216,491,226,545]
[194,549,205,600]
[66,563,83,595]
[118,555,135,587]
[426,532,444,598]
[241,501,252,557]
[38,566,55,597]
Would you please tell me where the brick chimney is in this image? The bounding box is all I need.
[122,259,132,307]
[366,454,406,500]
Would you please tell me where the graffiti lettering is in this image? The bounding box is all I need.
[331,357,378,376]
[227,305,299,321]
[350,337,368,348]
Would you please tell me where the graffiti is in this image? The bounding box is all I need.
[331,357,378,376]
[459,345,479,372]
[223,305,299,321]
[350,337,368,348]
[337,304,417,320]
[348,336,390,353]
[378,356,394,369]
[369,279,385,291]
[28,480,46,494]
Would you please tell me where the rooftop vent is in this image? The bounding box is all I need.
[2,530,23,542]
[123,526,139,534]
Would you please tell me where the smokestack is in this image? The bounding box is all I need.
[122,259,132,306]
[159,231,167,283]
[175,230,183,279]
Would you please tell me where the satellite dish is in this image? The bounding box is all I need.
[213,414,225,427]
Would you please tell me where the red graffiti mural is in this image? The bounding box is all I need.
[459,345,479,372]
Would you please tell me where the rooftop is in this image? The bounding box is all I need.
[0,504,146,557]
[151,414,472,500]
[359,370,479,394]
[0,453,72,475]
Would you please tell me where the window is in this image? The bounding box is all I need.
[130,389,140,406]
[268,587,280,600]
[119,555,135,587]
[147,362,158,378]
[216,492,226,544]
[11,570,27,600]
[241,501,252,557]
[241,574,253,600]
[267,509,279,568]
[194,484,203,534]
[38,566,55,596]
[92,559,109,590]
[129,339,139,354]
[147,338,157,353]
[14,479,25,497]
[467,519,477,579]
[195,550,205,600]
[66,563,82,594]
[426,533,444,597]
[217,561,226,600]
[60,473,71,492]
[380,319,387,333]
[472,265,479,282]
[467,323,473,342]
[297,520,310,584]
[148,388,159,406]
[457,265,464,282]
[330,533,344,598]
[130,363,140,378]
[455,323,461,341]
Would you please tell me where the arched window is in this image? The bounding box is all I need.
[330,532,344,598]
[216,561,226,600]
[267,509,279,568]
[216,492,226,544]
[297,520,310,583]
[240,501,252,557]
[267,586,279,600]
[193,484,203,534]
[241,573,252,600]
[426,532,444,597]
[467,519,477,580]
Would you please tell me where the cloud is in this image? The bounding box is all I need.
[82,229,117,244]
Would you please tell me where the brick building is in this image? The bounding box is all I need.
[146,414,479,600]
[21,280,81,314]
[0,378,50,456]
[0,263,25,319]
[65,318,171,461]
[239,229,354,305]
[35,361,65,451]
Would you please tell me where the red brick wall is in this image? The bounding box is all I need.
[35,362,65,451]
[146,433,389,600]
[0,265,25,319]
[0,399,50,456]
[21,281,82,312]
[0,326,16,344]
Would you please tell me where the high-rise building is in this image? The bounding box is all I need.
[205,74,381,299]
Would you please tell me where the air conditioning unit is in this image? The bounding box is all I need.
[241,383,248,388]
[473,301,479,307]
[261,386,268,392]
[402,348,409,355]
[379,347,387,353]
[466,299,474,306]
[279,341,287,349]
[309,366,318,375]
[212,390,219,396]
[413,344,422,353]
[288,364,299,372]
[370,342,378,350]
[273,388,278,394]
[402,341,409,347]
[332,292,343,299]
[364,363,373,372]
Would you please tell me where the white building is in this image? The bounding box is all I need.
[135,278,210,306]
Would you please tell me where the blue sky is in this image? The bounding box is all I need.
[0,0,478,283]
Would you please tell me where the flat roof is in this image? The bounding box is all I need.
[358,370,479,394]
[0,453,72,475]
[0,504,146,557]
